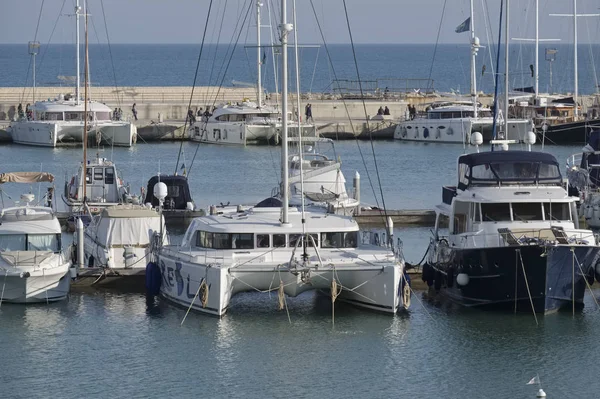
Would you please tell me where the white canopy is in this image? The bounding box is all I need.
[0,172,54,184]
[88,206,164,247]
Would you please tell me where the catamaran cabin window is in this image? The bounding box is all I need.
[195,231,254,249]
[512,203,543,221]
[289,234,318,248]
[544,202,571,221]
[86,167,92,183]
[256,234,270,248]
[481,203,511,222]
[96,112,110,120]
[94,168,104,181]
[273,234,286,247]
[321,232,358,248]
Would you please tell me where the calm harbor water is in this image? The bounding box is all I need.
[1,140,599,398]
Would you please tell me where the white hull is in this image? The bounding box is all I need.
[0,262,71,303]
[190,122,276,145]
[158,250,401,316]
[394,117,533,143]
[9,120,136,147]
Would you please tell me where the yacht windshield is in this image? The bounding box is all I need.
[0,234,60,252]
[470,162,561,185]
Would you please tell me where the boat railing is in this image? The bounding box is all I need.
[454,227,596,248]
[0,251,55,267]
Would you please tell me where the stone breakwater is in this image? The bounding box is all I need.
[1,86,597,140]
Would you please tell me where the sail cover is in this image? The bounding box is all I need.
[0,172,55,184]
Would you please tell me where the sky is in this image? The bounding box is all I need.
[0,0,599,45]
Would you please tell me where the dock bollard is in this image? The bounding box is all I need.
[77,217,85,271]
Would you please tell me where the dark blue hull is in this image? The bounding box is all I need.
[427,245,600,314]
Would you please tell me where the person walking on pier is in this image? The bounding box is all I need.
[305,103,313,122]
[132,103,138,120]
[17,103,24,119]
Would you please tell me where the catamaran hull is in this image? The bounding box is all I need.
[9,121,137,147]
[394,118,533,143]
[0,264,71,303]
[427,245,599,314]
[190,123,277,145]
[157,255,402,316]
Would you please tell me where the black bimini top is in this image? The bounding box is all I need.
[144,175,194,209]
[457,151,562,190]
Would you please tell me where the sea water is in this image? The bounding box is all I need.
[0,141,599,398]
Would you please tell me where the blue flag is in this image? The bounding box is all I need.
[455,17,470,33]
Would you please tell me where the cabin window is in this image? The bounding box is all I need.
[96,112,110,121]
[195,231,254,249]
[167,185,180,197]
[512,203,543,221]
[472,203,481,222]
[231,234,253,249]
[105,168,115,185]
[543,202,570,221]
[481,203,511,222]
[0,234,59,252]
[321,232,357,248]
[289,234,301,248]
[86,167,92,183]
[94,168,104,181]
[273,234,286,247]
[27,234,60,252]
[256,234,270,248]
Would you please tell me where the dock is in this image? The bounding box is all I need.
[355,209,436,226]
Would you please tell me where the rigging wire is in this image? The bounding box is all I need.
[426,0,447,94]
[175,0,214,175]
[341,0,391,233]
[308,0,383,211]
[100,0,122,108]
[189,1,254,177]
[20,0,46,104]
[204,0,228,107]
[207,1,249,106]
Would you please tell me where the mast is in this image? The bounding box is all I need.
[75,0,81,104]
[280,0,290,225]
[292,0,306,231]
[573,0,578,117]
[469,0,478,118]
[256,1,263,108]
[83,4,89,201]
[504,0,510,134]
[535,0,539,99]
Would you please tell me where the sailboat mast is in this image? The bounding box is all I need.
[535,0,539,99]
[75,0,81,104]
[469,0,478,118]
[504,0,510,134]
[256,1,262,108]
[573,0,578,118]
[280,0,290,225]
[83,5,89,201]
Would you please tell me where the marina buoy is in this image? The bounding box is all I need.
[456,273,470,286]
[536,388,546,398]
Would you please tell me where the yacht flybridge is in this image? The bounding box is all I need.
[154,0,408,317]
[426,133,600,313]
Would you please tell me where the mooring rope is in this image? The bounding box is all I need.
[518,249,539,326]
[181,271,209,326]
[572,250,600,309]
[0,269,7,308]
